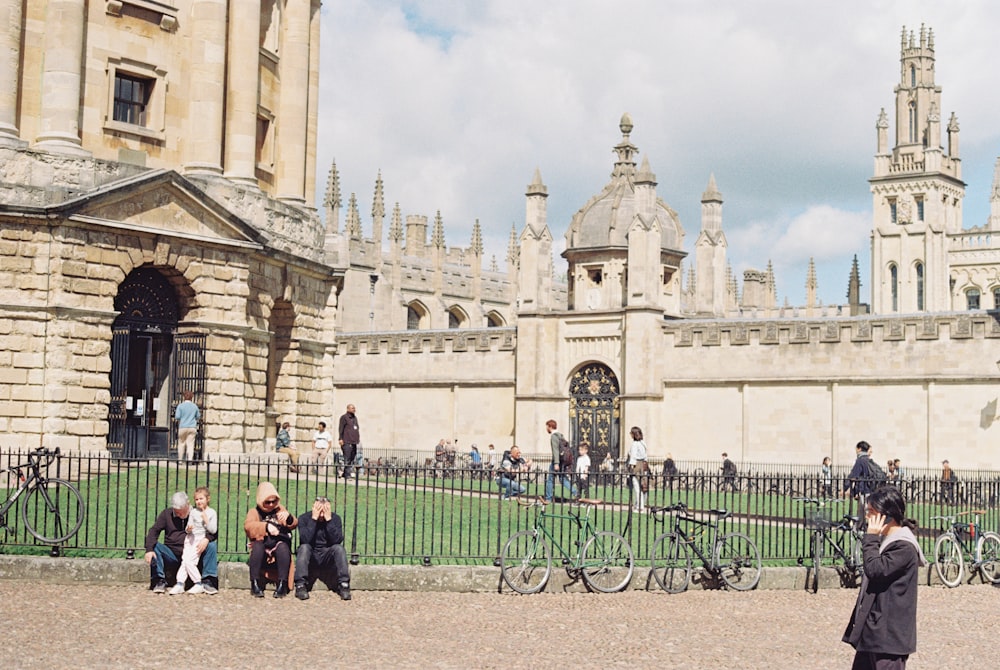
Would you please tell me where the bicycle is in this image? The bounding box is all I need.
[930,510,1000,588]
[795,498,864,592]
[499,497,634,594]
[647,501,761,593]
[0,447,85,544]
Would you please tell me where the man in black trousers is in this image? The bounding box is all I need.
[294,496,351,601]
[338,403,360,479]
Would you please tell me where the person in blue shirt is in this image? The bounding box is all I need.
[174,391,200,462]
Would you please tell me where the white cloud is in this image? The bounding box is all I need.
[317,0,1000,306]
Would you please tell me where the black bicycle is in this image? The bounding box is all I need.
[648,501,761,593]
[0,447,85,544]
[795,498,864,593]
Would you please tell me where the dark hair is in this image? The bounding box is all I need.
[856,440,871,452]
[867,485,917,530]
[630,426,643,441]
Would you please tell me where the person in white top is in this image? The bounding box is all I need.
[627,426,649,512]
[576,442,592,500]
[312,421,333,471]
[170,487,218,594]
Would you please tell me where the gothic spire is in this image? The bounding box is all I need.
[372,170,385,221]
[431,210,445,248]
[806,257,817,308]
[847,255,861,305]
[323,160,341,232]
[471,219,483,256]
[506,223,519,267]
[346,193,361,239]
[389,202,403,243]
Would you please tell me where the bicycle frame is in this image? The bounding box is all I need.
[669,513,720,570]
[0,452,47,520]
[529,502,598,567]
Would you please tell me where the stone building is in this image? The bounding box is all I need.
[2,12,999,470]
[0,0,337,456]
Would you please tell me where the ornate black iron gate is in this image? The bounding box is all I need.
[568,363,620,467]
[107,267,205,459]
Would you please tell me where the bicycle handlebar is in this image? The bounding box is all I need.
[1,447,60,474]
[794,497,843,506]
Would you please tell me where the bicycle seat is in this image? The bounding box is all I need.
[956,509,988,517]
[709,508,730,517]
[516,496,548,507]
[577,498,602,506]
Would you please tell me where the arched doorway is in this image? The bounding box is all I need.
[568,363,620,468]
[108,266,205,459]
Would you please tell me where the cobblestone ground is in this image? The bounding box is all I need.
[0,581,996,669]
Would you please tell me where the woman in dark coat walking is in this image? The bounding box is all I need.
[843,486,927,669]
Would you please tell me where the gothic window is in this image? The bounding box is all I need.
[915,196,924,222]
[447,306,468,329]
[909,65,916,87]
[889,199,897,224]
[915,263,924,311]
[406,301,428,330]
[485,311,505,327]
[889,264,898,312]
[993,288,1000,310]
[908,101,917,143]
[967,288,981,310]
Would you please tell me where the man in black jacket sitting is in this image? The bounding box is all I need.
[294,496,351,601]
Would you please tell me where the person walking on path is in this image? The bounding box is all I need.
[276,421,300,473]
[338,404,361,479]
[174,390,200,462]
[843,485,927,669]
[544,419,576,502]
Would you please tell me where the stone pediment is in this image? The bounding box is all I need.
[56,169,264,248]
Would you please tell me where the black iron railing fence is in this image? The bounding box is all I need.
[2,449,998,564]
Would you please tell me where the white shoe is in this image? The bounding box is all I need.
[168,583,185,595]
[187,583,205,595]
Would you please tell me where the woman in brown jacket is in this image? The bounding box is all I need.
[244,481,298,598]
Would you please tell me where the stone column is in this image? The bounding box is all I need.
[223,0,260,186]
[184,0,227,175]
[33,0,89,154]
[0,0,24,146]
[274,0,311,204]
[304,0,322,205]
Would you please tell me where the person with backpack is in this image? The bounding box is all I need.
[544,419,577,502]
[842,440,884,527]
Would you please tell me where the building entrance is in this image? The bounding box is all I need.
[107,267,205,459]
[568,363,621,468]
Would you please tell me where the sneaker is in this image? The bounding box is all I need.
[187,583,205,595]
[168,583,185,595]
[295,583,309,601]
[201,583,218,595]
[338,584,352,601]
[152,579,167,594]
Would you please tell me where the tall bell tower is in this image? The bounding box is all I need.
[870,24,964,314]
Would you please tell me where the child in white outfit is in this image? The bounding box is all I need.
[576,443,591,499]
[170,486,218,595]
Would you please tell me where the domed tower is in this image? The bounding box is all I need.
[564,114,686,314]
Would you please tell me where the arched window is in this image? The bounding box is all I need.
[993,288,1000,310]
[915,263,924,311]
[447,306,468,329]
[966,288,981,310]
[486,311,505,328]
[909,65,916,87]
[908,101,917,143]
[406,301,428,330]
[889,264,898,312]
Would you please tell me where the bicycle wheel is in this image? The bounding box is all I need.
[849,530,865,579]
[580,531,634,593]
[650,532,692,593]
[933,533,964,588]
[975,531,1000,585]
[714,532,762,591]
[500,530,552,594]
[21,477,85,544]
[808,531,823,593]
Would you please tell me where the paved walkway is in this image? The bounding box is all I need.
[1,581,996,668]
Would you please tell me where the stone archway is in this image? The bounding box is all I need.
[568,362,621,468]
[108,266,204,459]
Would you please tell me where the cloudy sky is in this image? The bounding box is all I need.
[316,0,1000,306]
